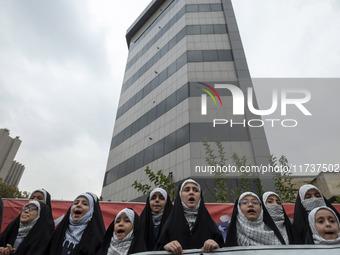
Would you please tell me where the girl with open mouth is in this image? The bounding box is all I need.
[226,191,286,246]
[97,208,146,255]
[46,192,105,255]
[157,179,224,254]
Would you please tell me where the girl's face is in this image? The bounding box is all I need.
[114,213,133,240]
[149,192,166,213]
[239,195,261,221]
[29,191,45,203]
[181,182,200,208]
[20,204,39,224]
[304,188,321,199]
[315,209,340,240]
[266,194,282,205]
[71,196,90,221]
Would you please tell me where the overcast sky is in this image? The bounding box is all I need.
[0,0,339,201]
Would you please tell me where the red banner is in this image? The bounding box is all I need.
[2,199,340,232]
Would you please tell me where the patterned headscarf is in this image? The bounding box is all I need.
[299,184,326,213]
[308,206,340,245]
[262,191,289,244]
[107,208,135,255]
[64,193,94,247]
[179,179,201,229]
[236,192,282,246]
[149,188,167,225]
[17,200,41,239]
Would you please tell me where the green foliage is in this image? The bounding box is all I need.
[334,197,340,204]
[202,139,263,202]
[270,155,296,203]
[132,166,176,201]
[202,138,229,202]
[0,178,30,198]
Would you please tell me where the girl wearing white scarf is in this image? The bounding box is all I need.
[236,192,282,246]
[308,206,340,245]
[299,184,326,213]
[107,208,135,255]
[63,193,94,251]
[263,192,290,244]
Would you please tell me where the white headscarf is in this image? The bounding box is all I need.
[308,206,340,245]
[64,193,94,247]
[107,208,135,255]
[299,184,326,213]
[263,191,289,244]
[236,192,282,246]
[30,189,47,202]
[179,179,201,228]
[17,200,41,239]
[149,188,167,225]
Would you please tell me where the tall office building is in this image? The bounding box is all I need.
[102,0,273,201]
[0,128,25,186]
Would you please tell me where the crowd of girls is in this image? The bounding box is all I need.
[0,182,339,254]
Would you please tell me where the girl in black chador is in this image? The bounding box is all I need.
[29,188,55,231]
[157,179,224,254]
[0,200,53,254]
[96,208,147,255]
[46,192,105,255]
[293,184,340,243]
[262,191,300,244]
[140,188,173,250]
[225,191,286,246]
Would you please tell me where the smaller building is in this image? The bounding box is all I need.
[290,173,340,202]
[0,128,25,186]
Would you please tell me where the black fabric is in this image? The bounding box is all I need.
[156,183,224,250]
[97,209,147,255]
[293,193,340,244]
[0,201,53,255]
[140,194,173,250]
[225,196,286,247]
[260,197,300,244]
[43,189,56,232]
[46,193,105,255]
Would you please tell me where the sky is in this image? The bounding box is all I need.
[0,0,339,201]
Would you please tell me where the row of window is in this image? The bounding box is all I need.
[111,84,189,150]
[111,81,238,150]
[117,49,233,119]
[123,23,227,93]
[103,122,249,187]
[127,22,226,73]
[130,2,223,52]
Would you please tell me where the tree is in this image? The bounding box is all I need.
[132,166,176,201]
[0,178,30,198]
[202,139,263,202]
[269,155,296,203]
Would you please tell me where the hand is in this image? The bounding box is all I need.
[164,240,183,255]
[201,239,219,252]
[0,244,16,255]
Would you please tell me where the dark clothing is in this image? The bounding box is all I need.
[293,193,340,244]
[225,196,286,246]
[157,185,224,250]
[97,209,147,255]
[0,202,53,255]
[46,193,105,255]
[140,194,173,250]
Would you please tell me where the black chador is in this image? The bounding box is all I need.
[140,188,173,250]
[225,192,285,247]
[261,191,300,244]
[157,179,224,250]
[0,201,53,255]
[293,184,340,243]
[97,208,147,255]
[46,192,105,255]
